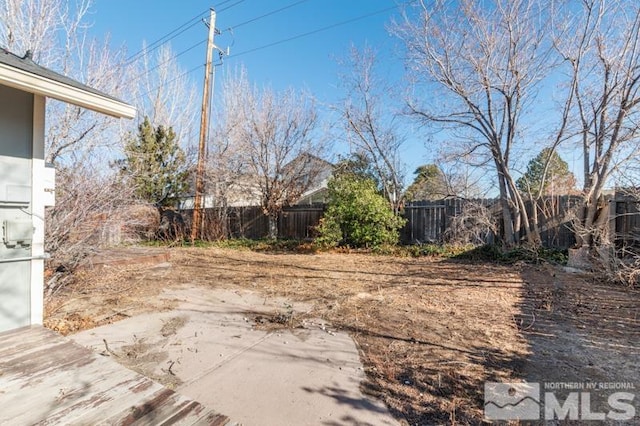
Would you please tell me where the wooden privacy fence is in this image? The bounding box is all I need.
[401,200,450,243]
[402,194,640,248]
[189,205,325,240]
[614,190,640,247]
[402,196,583,248]
[181,193,640,249]
[279,206,325,239]
[525,195,582,249]
[400,198,495,244]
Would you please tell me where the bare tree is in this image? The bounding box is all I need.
[0,0,130,164]
[45,161,146,298]
[0,0,81,66]
[338,44,405,214]
[554,0,640,248]
[444,201,497,246]
[440,162,487,200]
[203,70,252,238]
[46,37,130,164]
[220,72,326,238]
[395,0,555,246]
[131,44,200,148]
[1,0,145,293]
[247,88,323,238]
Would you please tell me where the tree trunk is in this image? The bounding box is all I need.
[530,196,541,243]
[580,192,610,247]
[497,172,516,246]
[577,169,609,247]
[497,161,542,247]
[267,214,278,239]
[509,179,540,246]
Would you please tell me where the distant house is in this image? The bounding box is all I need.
[179,175,263,209]
[286,154,333,206]
[181,154,333,209]
[0,48,135,333]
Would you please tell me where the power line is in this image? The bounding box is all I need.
[217,0,246,13]
[135,63,204,100]
[225,0,310,31]
[133,2,409,106]
[125,10,209,64]
[129,1,242,102]
[124,0,241,66]
[214,0,243,8]
[129,38,208,83]
[231,4,404,59]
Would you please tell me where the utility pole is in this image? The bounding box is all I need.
[191,8,216,241]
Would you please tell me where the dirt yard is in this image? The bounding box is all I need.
[44,246,640,425]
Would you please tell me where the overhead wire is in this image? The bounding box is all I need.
[135,63,205,101]
[126,0,246,92]
[230,4,405,58]
[213,0,243,8]
[224,0,310,31]
[217,0,246,13]
[134,2,408,102]
[124,0,243,66]
[132,0,295,98]
[125,10,209,64]
[129,38,208,84]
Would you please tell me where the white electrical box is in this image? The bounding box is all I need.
[44,164,55,207]
[3,220,33,246]
[5,185,30,203]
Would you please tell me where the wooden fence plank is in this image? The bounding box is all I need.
[182,193,640,249]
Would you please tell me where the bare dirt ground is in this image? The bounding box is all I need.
[44,247,640,425]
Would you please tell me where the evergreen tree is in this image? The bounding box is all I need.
[333,152,380,186]
[404,164,449,201]
[120,117,188,207]
[516,148,576,196]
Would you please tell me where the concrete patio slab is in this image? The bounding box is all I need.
[71,286,398,426]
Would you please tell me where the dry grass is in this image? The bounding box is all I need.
[44,246,640,425]
[46,247,529,424]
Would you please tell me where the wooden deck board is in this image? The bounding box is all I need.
[0,326,234,426]
[0,326,61,357]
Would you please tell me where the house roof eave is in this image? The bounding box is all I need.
[0,49,135,119]
[0,63,135,118]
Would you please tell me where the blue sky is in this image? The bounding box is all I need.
[87,0,430,184]
[89,0,403,93]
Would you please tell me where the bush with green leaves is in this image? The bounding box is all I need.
[316,175,405,248]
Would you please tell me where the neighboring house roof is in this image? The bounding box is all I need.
[181,155,334,208]
[0,48,135,119]
[282,153,333,174]
[296,185,329,206]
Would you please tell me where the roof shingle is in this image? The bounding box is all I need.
[0,47,125,103]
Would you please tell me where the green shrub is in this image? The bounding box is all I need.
[316,175,406,248]
[404,243,476,258]
[453,244,568,264]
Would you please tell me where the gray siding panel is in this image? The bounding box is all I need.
[0,84,33,159]
[0,84,33,332]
